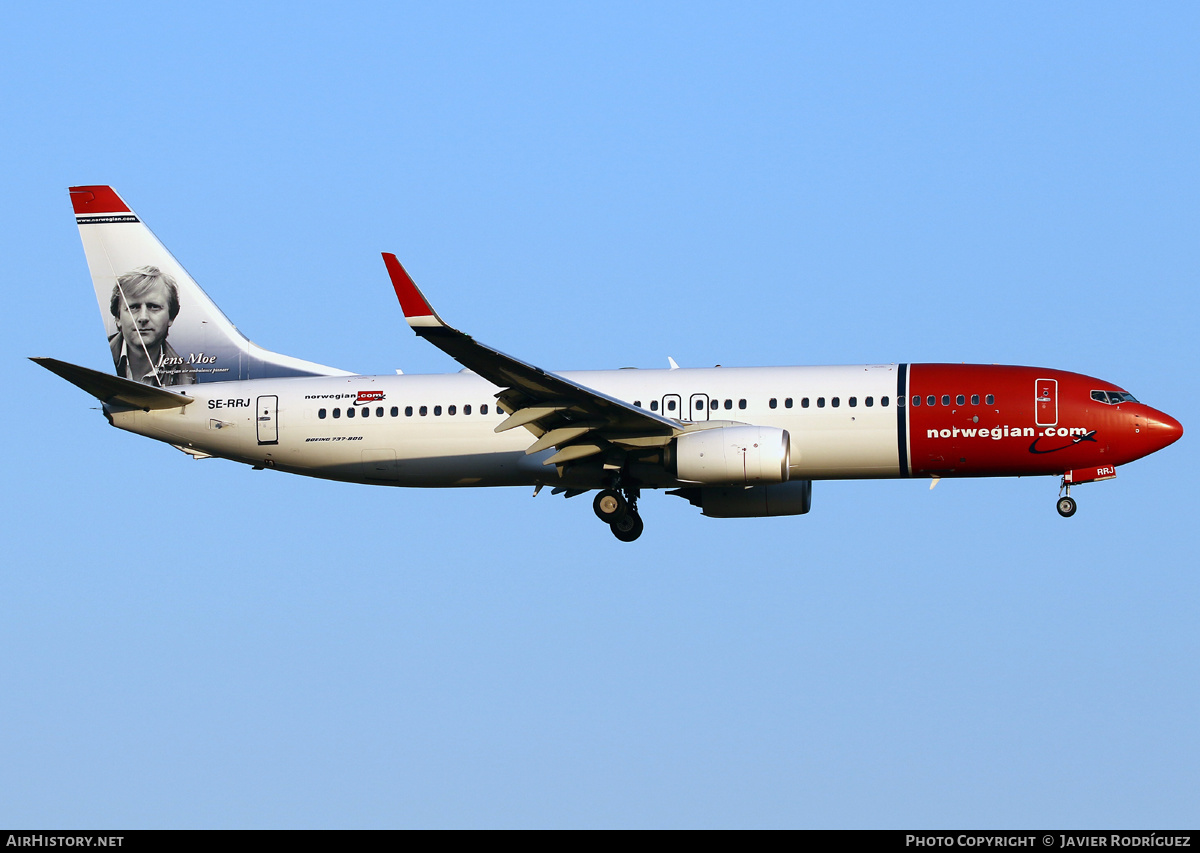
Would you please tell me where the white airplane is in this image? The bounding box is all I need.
[35,186,1183,541]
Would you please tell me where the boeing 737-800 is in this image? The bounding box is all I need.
[34,185,1183,541]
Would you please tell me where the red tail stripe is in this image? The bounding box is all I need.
[69,185,130,215]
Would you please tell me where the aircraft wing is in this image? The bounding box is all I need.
[382,254,682,468]
[31,357,196,410]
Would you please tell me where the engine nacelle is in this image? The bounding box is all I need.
[671,480,814,518]
[670,425,790,485]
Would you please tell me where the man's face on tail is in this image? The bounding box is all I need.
[117,282,173,351]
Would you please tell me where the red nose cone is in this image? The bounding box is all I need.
[1148,411,1183,452]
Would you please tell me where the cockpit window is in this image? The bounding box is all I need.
[1092,390,1140,405]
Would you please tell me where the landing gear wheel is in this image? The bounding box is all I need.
[593,489,628,523]
[1057,496,1077,518]
[610,510,644,542]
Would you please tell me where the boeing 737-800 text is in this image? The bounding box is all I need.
[34,186,1183,541]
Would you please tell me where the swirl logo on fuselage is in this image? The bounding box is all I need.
[354,390,386,405]
[1028,430,1097,454]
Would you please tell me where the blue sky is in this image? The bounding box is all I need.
[2,2,1197,828]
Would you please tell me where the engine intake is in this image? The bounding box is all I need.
[669,425,790,485]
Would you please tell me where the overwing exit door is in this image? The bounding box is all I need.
[1035,379,1057,426]
[257,395,278,445]
[689,393,710,421]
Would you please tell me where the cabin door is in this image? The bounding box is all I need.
[1035,379,1058,426]
[256,395,279,445]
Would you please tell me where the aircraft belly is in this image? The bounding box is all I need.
[263,421,543,487]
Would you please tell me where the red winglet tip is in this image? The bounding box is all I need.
[382,253,434,318]
[69,185,130,215]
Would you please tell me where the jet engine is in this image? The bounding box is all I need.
[669,480,813,518]
[668,425,790,485]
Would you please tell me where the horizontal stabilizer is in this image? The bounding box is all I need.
[31,357,195,410]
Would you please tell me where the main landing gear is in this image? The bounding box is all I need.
[594,484,644,542]
[1056,476,1077,518]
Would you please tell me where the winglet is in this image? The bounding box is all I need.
[382,253,446,328]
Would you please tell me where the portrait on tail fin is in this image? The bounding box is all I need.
[107,265,197,386]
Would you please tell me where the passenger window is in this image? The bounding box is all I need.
[419,406,428,416]
[986,394,994,405]
[970,394,979,406]
[376,407,384,417]
[738,399,747,410]
[667,399,676,411]
[464,404,472,415]
[785,398,793,408]
[927,396,936,406]
[405,406,413,417]
[848,397,857,407]
[710,399,718,410]
[941,395,949,406]
[724,399,733,410]
[449,405,456,415]
[912,396,921,407]
[865,397,873,407]
[956,395,965,406]
[391,407,399,417]
[482,404,489,415]
[333,408,341,418]
[817,397,825,408]
[361,407,369,418]
[347,407,355,418]
[881,396,889,407]
[651,400,659,411]
[633,400,641,408]
[802,397,810,408]
[769,398,778,409]
[831,397,840,408]
[318,408,327,419]
[434,405,442,416]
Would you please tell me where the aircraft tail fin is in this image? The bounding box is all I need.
[70,186,351,386]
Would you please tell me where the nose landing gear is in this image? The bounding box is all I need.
[594,482,644,541]
[1056,476,1077,517]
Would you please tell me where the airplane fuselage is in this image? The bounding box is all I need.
[109,362,1181,490]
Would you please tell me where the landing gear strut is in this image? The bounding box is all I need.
[596,481,643,541]
[1057,477,1077,518]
